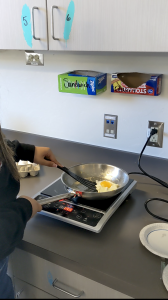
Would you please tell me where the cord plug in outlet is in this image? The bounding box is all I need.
[147,127,158,142]
[147,121,164,148]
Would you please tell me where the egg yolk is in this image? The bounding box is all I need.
[100,181,112,188]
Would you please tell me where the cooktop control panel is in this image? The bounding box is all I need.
[35,194,104,227]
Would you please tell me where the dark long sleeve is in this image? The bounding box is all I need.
[6,140,35,163]
[0,198,32,261]
[0,140,35,261]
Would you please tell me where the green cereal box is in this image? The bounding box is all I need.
[58,70,107,95]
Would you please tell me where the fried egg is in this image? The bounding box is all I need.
[96,180,119,193]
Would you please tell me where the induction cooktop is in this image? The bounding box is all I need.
[34,178,137,233]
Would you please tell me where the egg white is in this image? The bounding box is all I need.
[96,180,119,193]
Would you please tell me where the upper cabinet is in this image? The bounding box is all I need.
[1,0,168,52]
[47,0,168,52]
[0,0,48,50]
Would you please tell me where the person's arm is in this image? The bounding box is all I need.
[6,140,35,163]
[0,198,32,260]
[0,196,41,260]
[6,140,62,167]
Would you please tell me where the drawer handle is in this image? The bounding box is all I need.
[16,289,24,298]
[51,6,59,40]
[32,7,40,40]
[52,279,84,298]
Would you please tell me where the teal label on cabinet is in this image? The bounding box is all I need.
[21,4,33,48]
[64,0,75,45]
[47,271,53,285]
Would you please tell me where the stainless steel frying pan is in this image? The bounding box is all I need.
[61,163,129,200]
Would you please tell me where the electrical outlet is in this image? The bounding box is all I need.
[147,121,164,148]
[104,115,118,139]
[25,51,44,66]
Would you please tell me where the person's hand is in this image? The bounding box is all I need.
[19,195,42,219]
[34,146,63,168]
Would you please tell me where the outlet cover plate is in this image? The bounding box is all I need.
[25,51,44,66]
[147,121,164,148]
[104,114,118,139]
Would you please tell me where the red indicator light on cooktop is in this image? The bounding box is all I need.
[64,207,73,212]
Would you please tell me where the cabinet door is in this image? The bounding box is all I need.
[47,0,168,52]
[13,277,57,299]
[10,248,131,299]
[0,0,48,50]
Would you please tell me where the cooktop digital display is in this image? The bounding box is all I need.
[35,194,104,227]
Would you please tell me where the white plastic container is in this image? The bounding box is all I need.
[16,161,40,178]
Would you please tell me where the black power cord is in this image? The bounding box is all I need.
[129,128,168,222]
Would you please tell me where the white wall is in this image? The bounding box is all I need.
[0,50,168,159]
